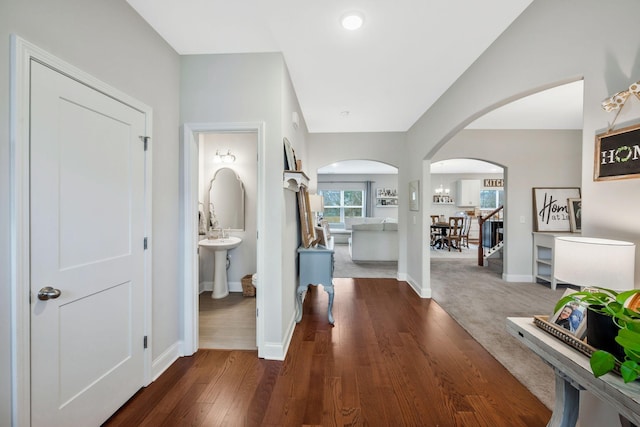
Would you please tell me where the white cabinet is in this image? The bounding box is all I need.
[532,232,579,290]
[456,180,480,207]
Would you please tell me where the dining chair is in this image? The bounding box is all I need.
[444,216,464,252]
[460,215,472,248]
[430,215,442,247]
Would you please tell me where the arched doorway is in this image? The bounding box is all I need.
[317,160,399,278]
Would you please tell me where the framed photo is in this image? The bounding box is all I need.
[314,226,327,247]
[549,289,587,339]
[409,180,420,211]
[320,220,331,242]
[594,122,640,181]
[532,187,581,232]
[567,198,581,232]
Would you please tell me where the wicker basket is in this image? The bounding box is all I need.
[241,274,255,297]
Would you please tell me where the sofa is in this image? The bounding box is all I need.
[348,220,398,262]
[330,216,397,245]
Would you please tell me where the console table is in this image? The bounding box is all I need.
[507,317,640,427]
[296,242,335,325]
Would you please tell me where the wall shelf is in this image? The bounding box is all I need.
[376,188,398,207]
[283,170,309,192]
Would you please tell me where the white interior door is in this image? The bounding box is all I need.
[29,60,147,426]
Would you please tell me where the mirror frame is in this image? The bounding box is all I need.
[208,167,245,231]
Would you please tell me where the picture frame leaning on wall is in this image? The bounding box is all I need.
[532,187,581,232]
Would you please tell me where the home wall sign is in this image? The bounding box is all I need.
[532,187,581,232]
[595,123,640,181]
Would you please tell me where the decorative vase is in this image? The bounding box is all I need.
[587,307,625,361]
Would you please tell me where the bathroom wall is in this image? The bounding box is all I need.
[198,132,258,292]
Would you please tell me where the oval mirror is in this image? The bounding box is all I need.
[208,167,245,231]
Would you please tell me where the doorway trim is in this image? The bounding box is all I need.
[181,122,265,357]
[10,36,153,425]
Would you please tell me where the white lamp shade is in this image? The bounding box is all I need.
[308,194,324,213]
[554,236,635,290]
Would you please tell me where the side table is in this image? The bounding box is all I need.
[507,317,640,427]
[296,243,335,325]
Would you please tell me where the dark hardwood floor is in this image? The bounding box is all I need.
[103,278,550,426]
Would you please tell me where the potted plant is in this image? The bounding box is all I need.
[554,287,640,383]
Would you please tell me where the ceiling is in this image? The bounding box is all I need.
[317,158,503,175]
[126,1,584,175]
[122,0,590,134]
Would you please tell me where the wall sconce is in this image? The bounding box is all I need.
[214,149,236,163]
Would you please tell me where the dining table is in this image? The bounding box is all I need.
[431,222,449,249]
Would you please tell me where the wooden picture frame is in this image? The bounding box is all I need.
[532,187,581,232]
[567,198,581,233]
[297,186,316,248]
[320,219,331,242]
[314,226,326,247]
[594,122,640,181]
[313,220,331,247]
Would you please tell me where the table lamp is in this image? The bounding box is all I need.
[554,236,635,290]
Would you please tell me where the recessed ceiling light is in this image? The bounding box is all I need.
[341,12,364,30]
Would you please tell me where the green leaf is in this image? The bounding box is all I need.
[620,360,640,383]
[590,350,616,377]
[616,328,640,352]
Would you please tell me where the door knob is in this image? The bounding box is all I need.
[38,286,61,301]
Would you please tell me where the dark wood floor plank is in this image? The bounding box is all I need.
[103,278,550,427]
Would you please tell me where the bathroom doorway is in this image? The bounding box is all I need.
[181,122,266,357]
[197,131,258,350]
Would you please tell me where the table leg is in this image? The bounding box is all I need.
[295,285,307,323]
[547,369,580,427]
[620,415,639,427]
[324,284,335,325]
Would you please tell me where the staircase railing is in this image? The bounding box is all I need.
[477,205,504,266]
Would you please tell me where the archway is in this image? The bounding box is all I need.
[317,160,399,278]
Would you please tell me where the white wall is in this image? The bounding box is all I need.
[1,0,181,425]
[181,53,307,358]
[432,130,582,280]
[407,0,640,423]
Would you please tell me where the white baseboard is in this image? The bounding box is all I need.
[199,280,242,293]
[503,273,534,283]
[405,274,431,298]
[260,311,296,361]
[151,341,182,382]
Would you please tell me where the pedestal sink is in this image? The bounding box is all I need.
[199,237,242,299]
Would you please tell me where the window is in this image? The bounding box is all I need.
[480,189,504,209]
[319,189,364,224]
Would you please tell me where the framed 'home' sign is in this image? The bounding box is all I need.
[532,187,581,232]
[595,123,640,181]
